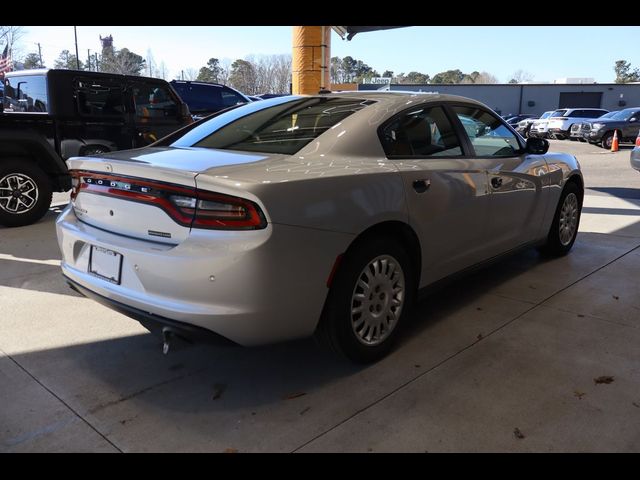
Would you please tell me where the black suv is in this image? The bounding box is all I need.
[0,69,192,227]
[583,107,640,149]
[170,80,250,117]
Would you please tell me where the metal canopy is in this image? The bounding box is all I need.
[332,26,408,41]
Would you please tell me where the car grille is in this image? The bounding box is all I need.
[581,123,591,133]
[571,123,581,132]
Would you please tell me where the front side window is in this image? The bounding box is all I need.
[452,105,522,157]
[75,79,125,116]
[133,83,179,118]
[3,74,48,113]
[380,106,462,157]
[172,97,374,155]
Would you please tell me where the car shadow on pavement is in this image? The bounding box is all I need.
[586,187,640,200]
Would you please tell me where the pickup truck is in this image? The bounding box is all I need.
[0,69,192,227]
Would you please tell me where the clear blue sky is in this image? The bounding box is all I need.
[19,26,640,83]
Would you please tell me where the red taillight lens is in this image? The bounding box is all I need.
[636,134,640,147]
[70,170,266,230]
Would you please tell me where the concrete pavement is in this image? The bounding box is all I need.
[1,141,639,452]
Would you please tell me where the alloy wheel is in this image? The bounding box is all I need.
[559,192,579,246]
[0,173,39,214]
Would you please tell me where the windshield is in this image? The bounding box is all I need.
[600,111,618,119]
[608,109,638,121]
[551,109,568,118]
[171,97,374,155]
[540,111,553,119]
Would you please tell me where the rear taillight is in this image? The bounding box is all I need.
[636,134,640,147]
[70,170,266,230]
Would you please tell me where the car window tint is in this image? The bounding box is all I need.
[3,74,48,113]
[381,106,462,157]
[75,80,125,117]
[452,105,521,157]
[133,84,179,118]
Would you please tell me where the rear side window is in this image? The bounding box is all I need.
[381,106,462,157]
[75,79,125,117]
[452,105,522,157]
[3,74,48,113]
[133,83,179,118]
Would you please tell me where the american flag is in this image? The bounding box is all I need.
[0,44,12,74]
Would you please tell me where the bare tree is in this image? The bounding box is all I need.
[218,59,232,85]
[243,54,291,94]
[183,67,198,81]
[0,26,25,61]
[159,61,168,80]
[146,49,157,78]
[508,69,534,83]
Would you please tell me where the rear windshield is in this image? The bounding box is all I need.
[171,97,374,155]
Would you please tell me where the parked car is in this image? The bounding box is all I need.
[569,111,619,141]
[517,111,550,138]
[170,80,250,117]
[546,108,609,140]
[56,92,583,362]
[505,114,537,127]
[631,130,640,171]
[582,107,640,149]
[0,69,192,227]
[528,111,555,138]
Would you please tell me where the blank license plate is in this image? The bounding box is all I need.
[89,246,123,284]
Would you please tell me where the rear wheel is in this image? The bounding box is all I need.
[0,159,53,227]
[316,237,415,363]
[538,182,581,256]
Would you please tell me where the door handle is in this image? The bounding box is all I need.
[491,177,503,189]
[412,179,431,193]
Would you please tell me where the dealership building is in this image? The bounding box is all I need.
[358,81,640,116]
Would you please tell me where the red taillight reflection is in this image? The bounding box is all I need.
[636,135,640,147]
[70,170,266,230]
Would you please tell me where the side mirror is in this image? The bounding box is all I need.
[526,137,549,155]
[630,117,637,123]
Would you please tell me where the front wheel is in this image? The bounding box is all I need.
[538,182,581,256]
[316,237,415,363]
[601,131,614,149]
[0,159,53,228]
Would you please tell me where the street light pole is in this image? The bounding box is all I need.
[74,26,80,69]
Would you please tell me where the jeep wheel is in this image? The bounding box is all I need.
[0,159,53,227]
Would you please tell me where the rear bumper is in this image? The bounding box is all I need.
[56,205,354,346]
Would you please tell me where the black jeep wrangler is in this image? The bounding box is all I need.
[0,69,192,227]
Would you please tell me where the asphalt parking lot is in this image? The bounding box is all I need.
[1,140,639,452]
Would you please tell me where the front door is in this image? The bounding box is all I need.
[450,105,549,256]
[381,104,492,286]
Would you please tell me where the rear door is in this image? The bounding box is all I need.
[60,76,133,159]
[449,104,550,255]
[382,104,492,285]
[130,80,186,147]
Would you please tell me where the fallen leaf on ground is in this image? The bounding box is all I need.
[224,448,238,454]
[476,307,483,311]
[577,314,585,318]
[573,390,586,399]
[632,402,640,408]
[414,364,421,368]
[513,428,525,439]
[284,392,306,400]
[594,376,615,385]
[612,295,620,300]
[477,333,483,341]
[299,407,311,416]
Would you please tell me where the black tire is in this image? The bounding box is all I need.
[569,136,577,141]
[538,182,582,257]
[601,131,614,149]
[315,236,416,363]
[0,159,53,227]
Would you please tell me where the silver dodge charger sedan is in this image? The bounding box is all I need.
[56,92,583,362]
